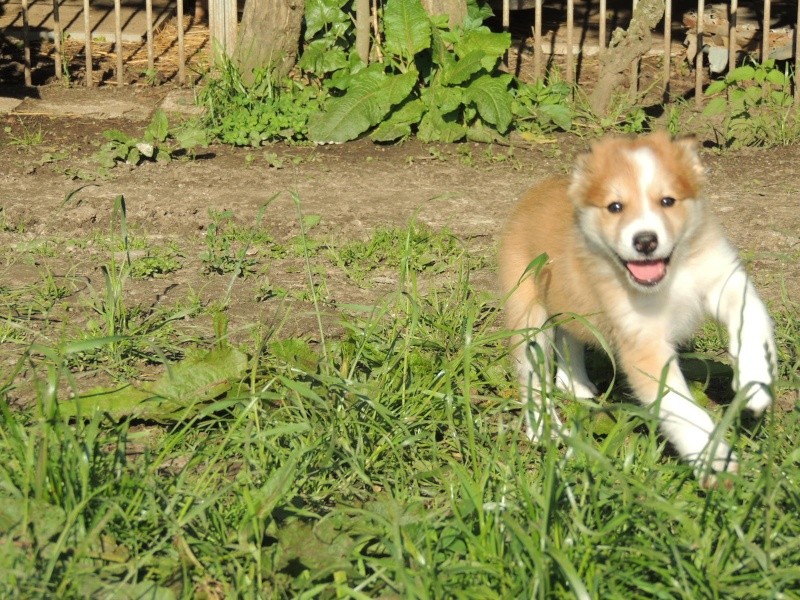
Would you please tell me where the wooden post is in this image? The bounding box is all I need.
[146,0,155,73]
[533,0,542,80]
[83,0,93,86]
[795,0,800,102]
[694,0,703,106]
[762,0,771,62]
[566,0,574,84]
[729,0,737,73]
[52,0,63,81]
[177,0,186,83]
[114,0,124,85]
[356,0,370,63]
[663,0,671,97]
[210,0,238,57]
[22,0,32,86]
[630,0,639,98]
[502,0,509,66]
[599,0,606,48]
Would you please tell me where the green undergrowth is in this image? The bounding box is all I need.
[703,60,800,150]
[0,195,799,598]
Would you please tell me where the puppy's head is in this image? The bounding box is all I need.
[569,131,705,291]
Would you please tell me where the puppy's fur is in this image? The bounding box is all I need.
[499,132,776,481]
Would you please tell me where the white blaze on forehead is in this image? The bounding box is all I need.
[631,147,658,198]
[617,147,671,258]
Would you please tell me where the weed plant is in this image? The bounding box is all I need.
[94,110,208,169]
[3,119,44,147]
[704,60,800,149]
[198,58,326,146]
[0,196,798,598]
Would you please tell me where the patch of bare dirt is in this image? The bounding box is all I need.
[0,87,797,408]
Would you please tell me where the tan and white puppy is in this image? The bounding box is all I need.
[499,132,776,481]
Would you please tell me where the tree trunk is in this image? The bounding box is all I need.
[421,0,467,29]
[234,0,305,85]
[589,0,665,116]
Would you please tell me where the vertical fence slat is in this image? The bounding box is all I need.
[762,0,771,62]
[146,0,155,74]
[630,0,639,97]
[533,0,542,80]
[52,0,63,81]
[694,0,703,105]
[22,0,32,85]
[566,0,574,84]
[663,0,671,97]
[355,0,370,63]
[177,0,186,84]
[796,0,800,103]
[599,0,606,49]
[502,0,509,66]
[210,0,238,57]
[83,0,93,86]
[114,0,124,85]
[729,0,737,73]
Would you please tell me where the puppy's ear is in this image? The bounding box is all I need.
[673,135,705,177]
[568,149,593,203]
[570,140,602,181]
[571,150,590,180]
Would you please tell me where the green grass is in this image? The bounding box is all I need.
[0,197,799,599]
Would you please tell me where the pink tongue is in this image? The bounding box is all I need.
[626,260,666,283]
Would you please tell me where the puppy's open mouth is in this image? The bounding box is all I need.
[623,257,670,286]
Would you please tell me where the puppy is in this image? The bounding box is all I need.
[499,132,776,482]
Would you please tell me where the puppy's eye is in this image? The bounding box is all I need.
[607,202,623,213]
[661,196,676,208]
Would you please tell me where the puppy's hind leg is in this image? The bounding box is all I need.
[554,329,598,399]
[509,304,560,441]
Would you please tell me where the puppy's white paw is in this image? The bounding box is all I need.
[743,384,773,416]
[693,441,738,488]
[555,373,598,399]
[525,409,562,442]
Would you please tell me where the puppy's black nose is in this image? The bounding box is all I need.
[633,231,658,255]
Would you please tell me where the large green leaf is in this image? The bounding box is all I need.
[421,84,463,114]
[455,30,511,61]
[144,109,169,144]
[370,99,426,142]
[430,23,454,70]
[728,65,755,82]
[418,108,466,142]
[766,67,788,86]
[61,347,249,422]
[442,50,485,86]
[297,39,349,75]
[537,102,574,131]
[304,0,349,40]
[308,66,417,143]
[466,121,505,143]
[384,0,431,60]
[703,96,728,117]
[151,346,248,402]
[464,74,513,132]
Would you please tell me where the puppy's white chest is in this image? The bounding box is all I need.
[623,280,706,345]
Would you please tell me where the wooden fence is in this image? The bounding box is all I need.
[4,0,799,105]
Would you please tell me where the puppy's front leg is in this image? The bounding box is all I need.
[706,264,777,414]
[619,341,736,481]
[512,327,561,442]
